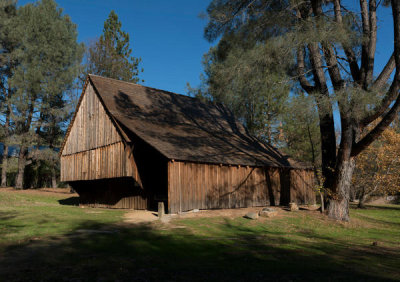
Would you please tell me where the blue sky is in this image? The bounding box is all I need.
[17,0,395,96]
[19,0,212,95]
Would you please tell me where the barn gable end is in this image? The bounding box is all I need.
[61,81,123,156]
[60,81,138,183]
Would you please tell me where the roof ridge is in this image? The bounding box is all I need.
[88,73,200,102]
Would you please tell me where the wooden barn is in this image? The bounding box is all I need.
[60,74,315,213]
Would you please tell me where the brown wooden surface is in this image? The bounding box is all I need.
[167,161,315,213]
[61,83,122,156]
[290,169,315,205]
[60,82,140,183]
[60,141,139,182]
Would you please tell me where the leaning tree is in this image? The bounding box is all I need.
[204,0,400,220]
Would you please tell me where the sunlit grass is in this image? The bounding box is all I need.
[0,188,399,281]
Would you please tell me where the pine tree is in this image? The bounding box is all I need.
[189,35,290,144]
[10,0,83,189]
[0,0,18,187]
[84,10,142,83]
[281,94,321,167]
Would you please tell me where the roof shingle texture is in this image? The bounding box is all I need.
[89,74,307,169]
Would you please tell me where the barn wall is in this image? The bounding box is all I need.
[60,141,141,182]
[167,161,315,213]
[290,169,316,205]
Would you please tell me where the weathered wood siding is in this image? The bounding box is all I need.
[60,82,146,209]
[167,161,315,213]
[290,169,315,204]
[60,82,140,183]
[62,82,122,156]
[60,141,141,182]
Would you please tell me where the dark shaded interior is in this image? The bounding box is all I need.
[126,125,169,211]
[70,177,147,209]
[279,169,291,205]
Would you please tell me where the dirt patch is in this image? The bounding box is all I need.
[367,197,389,205]
[123,210,159,223]
[167,206,303,221]
[122,206,320,224]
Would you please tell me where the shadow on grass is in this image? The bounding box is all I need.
[0,219,399,282]
[364,204,400,211]
[58,197,79,206]
[0,211,19,221]
[354,213,400,228]
[0,211,27,240]
[350,203,400,211]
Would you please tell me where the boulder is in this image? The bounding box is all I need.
[289,202,299,211]
[259,208,278,218]
[262,207,276,212]
[244,212,259,220]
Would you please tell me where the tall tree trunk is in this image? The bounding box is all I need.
[1,89,12,188]
[327,159,355,221]
[1,145,9,187]
[325,112,355,221]
[15,94,35,190]
[51,166,57,188]
[358,190,366,208]
[15,145,27,189]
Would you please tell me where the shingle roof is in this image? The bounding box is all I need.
[88,74,309,169]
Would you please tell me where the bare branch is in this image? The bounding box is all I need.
[308,42,329,93]
[373,52,395,89]
[360,79,400,127]
[297,47,316,93]
[311,0,343,90]
[334,0,361,83]
[365,0,377,87]
[359,0,370,86]
[352,0,400,157]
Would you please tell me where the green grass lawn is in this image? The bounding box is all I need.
[0,188,399,281]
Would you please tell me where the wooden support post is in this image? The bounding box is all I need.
[158,202,165,218]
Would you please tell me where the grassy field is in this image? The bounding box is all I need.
[0,188,399,281]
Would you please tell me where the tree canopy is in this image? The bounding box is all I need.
[0,0,83,188]
[84,10,142,83]
[203,0,400,220]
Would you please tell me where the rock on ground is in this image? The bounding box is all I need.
[244,212,259,220]
[259,208,278,218]
[289,202,299,211]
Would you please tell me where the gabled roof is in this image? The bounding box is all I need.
[79,74,307,168]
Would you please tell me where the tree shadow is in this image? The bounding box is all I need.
[0,211,19,221]
[362,204,400,211]
[0,219,398,281]
[58,197,80,206]
[109,86,296,168]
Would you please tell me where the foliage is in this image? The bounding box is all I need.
[353,126,400,206]
[84,10,142,83]
[280,94,321,166]
[0,0,83,188]
[203,0,400,220]
[0,0,18,186]
[189,34,291,143]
